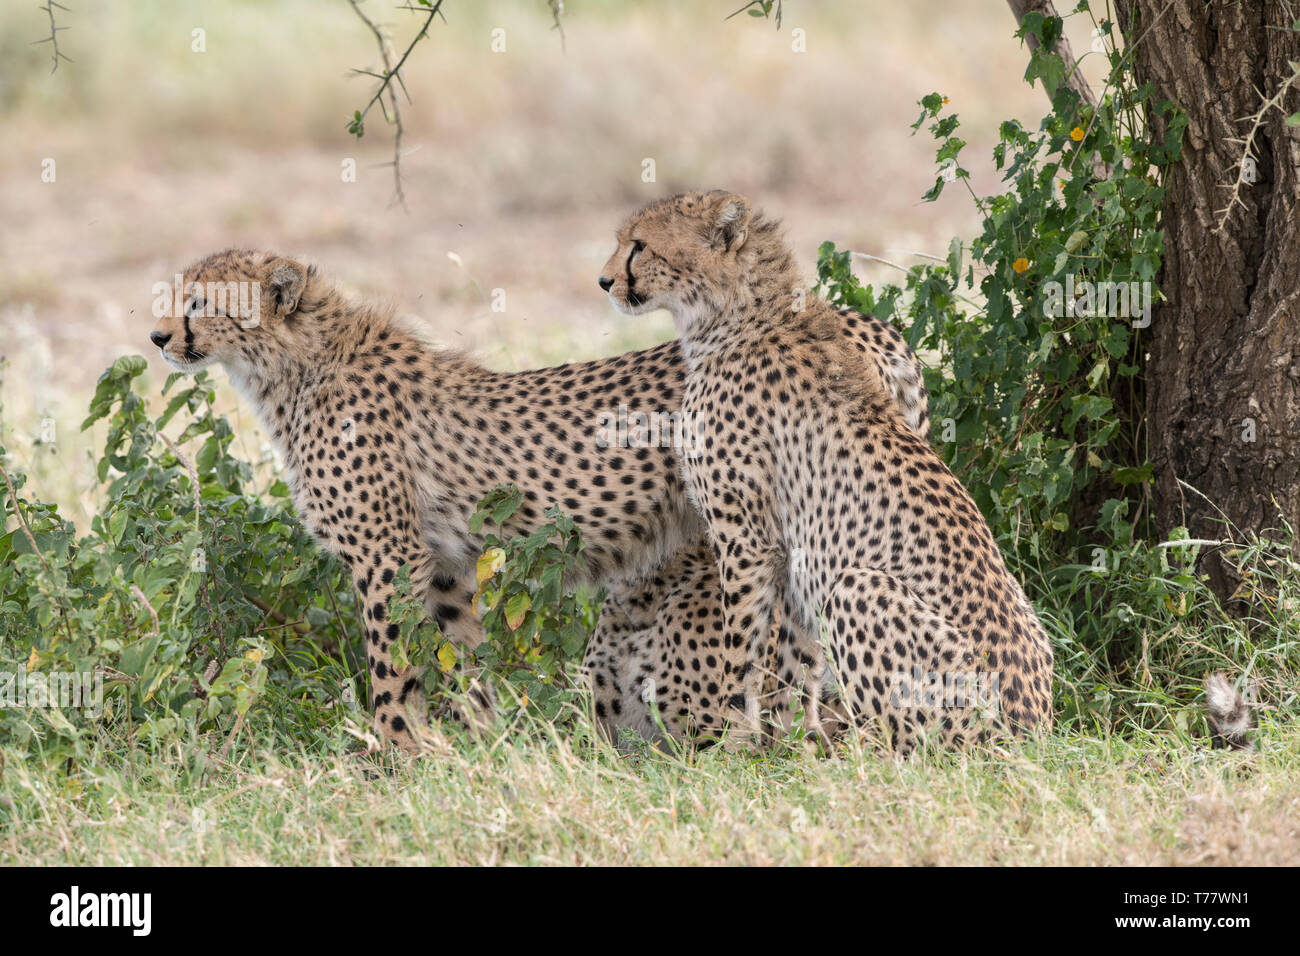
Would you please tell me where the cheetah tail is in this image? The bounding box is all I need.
[1204,672,1254,751]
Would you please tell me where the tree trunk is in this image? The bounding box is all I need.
[1005,0,1098,110]
[1113,0,1300,598]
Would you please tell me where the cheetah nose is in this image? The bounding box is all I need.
[150,331,171,348]
[598,276,613,292]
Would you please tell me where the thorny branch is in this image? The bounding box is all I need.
[726,0,783,29]
[32,0,72,73]
[548,0,566,53]
[346,1,569,207]
[346,0,446,210]
[1215,59,1300,233]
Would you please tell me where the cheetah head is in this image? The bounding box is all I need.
[149,249,311,376]
[599,190,753,329]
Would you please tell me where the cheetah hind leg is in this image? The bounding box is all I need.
[820,569,989,754]
[580,591,662,748]
[421,573,497,739]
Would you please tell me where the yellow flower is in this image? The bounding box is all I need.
[244,648,264,662]
[942,97,950,105]
[1070,126,1085,142]
[1012,257,1030,274]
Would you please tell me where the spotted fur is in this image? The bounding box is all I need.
[585,313,933,745]
[600,192,1054,751]
[149,248,928,750]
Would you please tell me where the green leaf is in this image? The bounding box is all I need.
[1086,360,1109,390]
[306,606,333,629]
[108,509,128,544]
[119,633,163,678]
[504,592,531,631]
[1113,463,1154,486]
[1026,51,1065,97]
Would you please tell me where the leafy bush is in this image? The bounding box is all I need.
[0,356,600,768]
[813,4,1295,733]
[1,356,366,765]
[467,485,598,721]
[383,484,600,725]
[819,10,1183,561]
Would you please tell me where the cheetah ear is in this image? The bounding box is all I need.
[264,257,308,318]
[709,193,751,252]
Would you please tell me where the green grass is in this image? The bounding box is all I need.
[3,713,1298,866]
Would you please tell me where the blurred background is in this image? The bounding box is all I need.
[0,0,1105,525]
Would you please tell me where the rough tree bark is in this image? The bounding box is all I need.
[1103,1,1300,598]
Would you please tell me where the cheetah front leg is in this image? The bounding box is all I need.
[684,449,784,750]
[344,543,439,753]
[710,528,784,750]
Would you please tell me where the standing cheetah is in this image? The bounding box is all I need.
[599,192,1054,751]
[148,248,929,750]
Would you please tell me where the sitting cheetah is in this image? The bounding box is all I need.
[584,317,933,745]
[148,249,927,750]
[599,191,1054,751]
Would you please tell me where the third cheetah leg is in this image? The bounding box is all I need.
[424,571,495,735]
[762,616,830,744]
[580,592,638,743]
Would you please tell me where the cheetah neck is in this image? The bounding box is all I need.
[670,237,892,413]
[222,278,471,466]
[674,244,805,365]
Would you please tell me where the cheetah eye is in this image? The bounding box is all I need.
[629,240,646,265]
[186,297,206,318]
